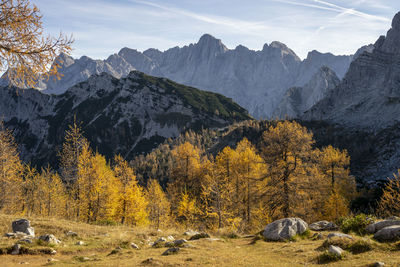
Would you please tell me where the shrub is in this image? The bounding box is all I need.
[289,229,312,242]
[340,214,372,236]
[347,239,373,254]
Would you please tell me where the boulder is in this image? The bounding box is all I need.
[263,218,308,241]
[328,245,344,257]
[327,233,353,240]
[366,220,400,234]
[309,221,338,231]
[12,219,34,237]
[39,234,61,244]
[374,225,400,241]
[162,247,180,256]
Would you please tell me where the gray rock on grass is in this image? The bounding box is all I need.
[263,218,308,241]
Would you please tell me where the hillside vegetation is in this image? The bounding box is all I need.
[1,214,400,267]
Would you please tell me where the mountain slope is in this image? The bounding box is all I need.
[34,34,354,119]
[1,71,250,167]
[273,66,340,118]
[303,12,400,130]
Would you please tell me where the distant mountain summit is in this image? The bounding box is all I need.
[304,12,400,130]
[34,34,358,118]
[2,71,250,167]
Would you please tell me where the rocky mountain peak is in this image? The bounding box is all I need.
[376,12,400,54]
[196,34,228,53]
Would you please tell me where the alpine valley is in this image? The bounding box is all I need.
[3,12,400,187]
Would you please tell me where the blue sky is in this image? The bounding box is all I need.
[36,0,399,59]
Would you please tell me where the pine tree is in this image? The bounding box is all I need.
[146,179,171,229]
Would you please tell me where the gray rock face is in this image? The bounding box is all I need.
[263,218,308,241]
[309,221,338,231]
[374,225,400,241]
[304,12,400,130]
[366,220,400,234]
[12,219,34,237]
[273,67,340,118]
[31,34,353,119]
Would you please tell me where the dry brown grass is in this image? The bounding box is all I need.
[0,214,400,266]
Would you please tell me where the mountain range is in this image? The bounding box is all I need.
[36,34,372,119]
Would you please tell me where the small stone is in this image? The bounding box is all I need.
[47,258,59,262]
[189,232,210,241]
[183,230,200,236]
[66,231,78,237]
[75,241,85,246]
[309,221,338,231]
[39,234,61,244]
[49,249,57,255]
[372,262,385,267]
[327,233,353,240]
[130,242,139,249]
[11,244,21,255]
[152,237,167,247]
[328,245,344,257]
[162,247,180,256]
[166,235,175,241]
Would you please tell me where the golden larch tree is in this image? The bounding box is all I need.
[378,170,400,217]
[0,123,23,213]
[0,0,73,88]
[113,155,148,226]
[146,179,171,229]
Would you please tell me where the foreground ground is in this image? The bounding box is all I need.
[0,215,399,266]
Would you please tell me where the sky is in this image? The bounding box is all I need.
[35,0,400,60]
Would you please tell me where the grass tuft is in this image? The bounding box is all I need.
[317,251,343,264]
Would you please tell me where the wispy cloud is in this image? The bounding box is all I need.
[35,0,397,59]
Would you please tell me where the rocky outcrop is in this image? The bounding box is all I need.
[263,218,308,241]
[273,67,340,118]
